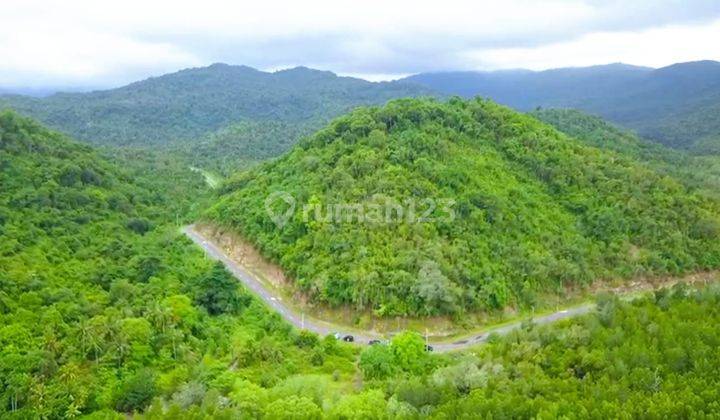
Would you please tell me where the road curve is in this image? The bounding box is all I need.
[183,225,382,344]
[183,224,595,351]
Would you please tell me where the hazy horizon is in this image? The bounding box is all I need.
[3,0,720,91]
[5,58,719,97]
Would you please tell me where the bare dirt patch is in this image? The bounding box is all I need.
[195,223,295,290]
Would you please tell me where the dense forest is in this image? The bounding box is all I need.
[0,64,433,147]
[531,108,720,199]
[0,112,361,418]
[406,60,720,150]
[2,0,720,413]
[141,285,720,417]
[180,119,322,176]
[206,98,720,316]
[425,285,720,418]
[3,96,720,418]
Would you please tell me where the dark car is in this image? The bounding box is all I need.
[342,335,354,342]
[368,339,382,345]
[425,345,434,352]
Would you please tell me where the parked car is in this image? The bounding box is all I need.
[368,339,382,345]
[342,335,354,342]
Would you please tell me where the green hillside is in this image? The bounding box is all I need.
[405,61,720,149]
[3,89,720,420]
[530,108,671,158]
[0,111,362,417]
[646,100,720,153]
[531,108,720,198]
[181,119,321,176]
[206,98,720,317]
[0,64,433,147]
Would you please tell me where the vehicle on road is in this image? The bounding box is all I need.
[342,335,354,342]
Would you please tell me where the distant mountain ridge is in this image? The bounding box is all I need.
[4,60,720,154]
[405,63,652,103]
[0,63,434,147]
[404,61,720,150]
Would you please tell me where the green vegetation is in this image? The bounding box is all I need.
[0,111,359,417]
[404,285,720,418]
[532,108,720,198]
[692,131,720,155]
[0,64,433,148]
[138,283,720,418]
[406,60,720,149]
[3,96,720,418]
[633,95,720,151]
[182,119,321,176]
[206,98,720,317]
[530,108,676,159]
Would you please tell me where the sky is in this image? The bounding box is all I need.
[2,0,720,90]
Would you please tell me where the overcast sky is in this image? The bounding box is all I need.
[2,0,720,89]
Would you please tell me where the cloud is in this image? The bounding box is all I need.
[1,0,719,88]
[0,23,200,88]
[473,18,720,70]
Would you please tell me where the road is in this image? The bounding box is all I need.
[183,224,595,351]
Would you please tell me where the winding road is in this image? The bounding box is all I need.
[183,224,595,351]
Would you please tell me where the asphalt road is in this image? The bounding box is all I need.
[183,224,595,351]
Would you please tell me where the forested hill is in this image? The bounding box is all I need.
[3,107,720,420]
[206,98,720,317]
[531,108,720,198]
[404,61,720,150]
[0,111,363,417]
[0,64,434,147]
[182,118,320,176]
[0,110,211,415]
[530,108,668,156]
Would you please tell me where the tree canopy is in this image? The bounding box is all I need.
[206,98,720,316]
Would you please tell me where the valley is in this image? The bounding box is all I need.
[3,58,720,418]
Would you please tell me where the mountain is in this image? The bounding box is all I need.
[182,118,321,176]
[205,98,720,317]
[405,63,651,107]
[3,96,720,420]
[0,87,66,97]
[405,61,720,149]
[532,108,720,202]
[0,64,434,147]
